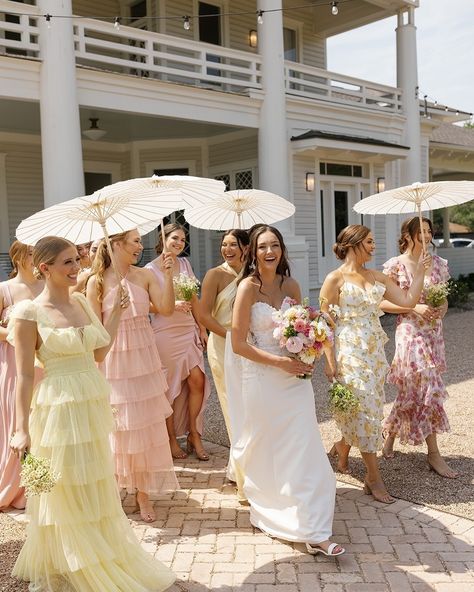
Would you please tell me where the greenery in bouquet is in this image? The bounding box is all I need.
[173,273,200,301]
[20,452,61,497]
[328,381,360,415]
[424,282,450,308]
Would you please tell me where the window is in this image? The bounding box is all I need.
[320,190,325,257]
[84,172,112,195]
[199,2,221,45]
[283,27,297,62]
[320,162,364,177]
[215,169,253,191]
[130,0,147,20]
[334,191,349,238]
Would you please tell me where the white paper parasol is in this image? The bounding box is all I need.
[183,189,296,230]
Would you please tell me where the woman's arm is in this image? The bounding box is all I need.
[231,279,313,376]
[9,318,37,458]
[374,253,430,308]
[0,291,7,342]
[199,269,227,338]
[146,255,175,316]
[318,271,343,382]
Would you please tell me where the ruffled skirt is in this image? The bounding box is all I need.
[13,361,175,592]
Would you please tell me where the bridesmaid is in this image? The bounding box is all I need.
[146,223,211,461]
[319,225,430,503]
[381,217,457,478]
[200,229,249,482]
[0,241,43,510]
[87,229,178,522]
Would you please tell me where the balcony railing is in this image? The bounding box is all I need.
[0,0,402,113]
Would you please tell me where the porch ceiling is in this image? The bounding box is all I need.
[293,0,418,37]
[0,99,240,142]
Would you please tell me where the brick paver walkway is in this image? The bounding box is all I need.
[115,442,474,592]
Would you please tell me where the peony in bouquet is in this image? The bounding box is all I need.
[173,273,200,301]
[272,298,334,378]
[20,452,61,497]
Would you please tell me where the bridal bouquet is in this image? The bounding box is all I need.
[425,282,450,308]
[173,273,200,301]
[328,381,359,415]
[20,452,61,497]
[272,298,334,379]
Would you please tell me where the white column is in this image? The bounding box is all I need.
[396,7,421,185]
[38,0,84,207]
[442,208,452,247]
[257,0,309,295]
[0,154,10,251]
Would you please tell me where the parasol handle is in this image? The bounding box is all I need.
[161,220,167,253]
[416,203,427,256]
[100,221,123,287]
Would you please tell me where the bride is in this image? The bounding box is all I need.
[227,225,344,556]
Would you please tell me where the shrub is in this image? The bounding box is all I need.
[447,278,470,307]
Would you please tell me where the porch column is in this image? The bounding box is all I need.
[396,7,422,185]
[442,208,452,247]
[257,0,309,295]
[38,0,84,207]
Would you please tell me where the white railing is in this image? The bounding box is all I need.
[285,61,403,113]
[0,0,40,58]
[73,18,262,93]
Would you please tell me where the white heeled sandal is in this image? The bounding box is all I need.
[305,542,345,557]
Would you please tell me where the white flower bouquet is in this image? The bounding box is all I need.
[20,452,61,497]
[424,282,450,308]
[173,273,200,301]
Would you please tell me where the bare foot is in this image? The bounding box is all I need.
[382,434,395,459]
[363,479,395,504]
[428,452,458,478]
[136,491,156,522]
[170,438,187,459]
[328,441,351,473]
[187,433,209,461]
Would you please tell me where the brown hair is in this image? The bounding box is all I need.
[399,216,434,253]
[155,223,187,255]
[241,225,290,290]
[90,230,130,302]
[221,229,250,262]
[33,236,76,279]
[333,224,371,260]
[8,240,31,279]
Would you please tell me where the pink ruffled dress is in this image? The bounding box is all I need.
[146,258,210,437]
[383,255,451,445]
[0,282,26,510]
[100,278,178,494]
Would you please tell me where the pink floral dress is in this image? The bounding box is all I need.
[382,255,451,445]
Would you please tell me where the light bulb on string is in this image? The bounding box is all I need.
[45,13,52,29]
[331,2,339,16]
[257,10,264,25]
[114,17,121,30]
[183,16,191,30]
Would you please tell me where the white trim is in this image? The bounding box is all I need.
[0,154,10,250]
[0,132,41,145]
[283,17,303,63]
[83,161,122,182]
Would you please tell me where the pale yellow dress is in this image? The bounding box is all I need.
[206,263,244,490]
[8,294,175,592]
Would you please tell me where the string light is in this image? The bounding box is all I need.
[114,16,120,30]
[45,13,51,29]
[331,2,339,15]
[183,16,190,30]
[257,10,264,25]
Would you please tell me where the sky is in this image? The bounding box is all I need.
[327,0,474,119]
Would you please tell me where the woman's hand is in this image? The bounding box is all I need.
[436,300,448,319]
[419,252,432,271]
[278,356,314,376]
[113,285,130,311]
[175,300,192,313]
[10,430,30,460]
[161,252,174,276]
[199,328,208,349]
[324,359,337,382]
[414,303,435,321]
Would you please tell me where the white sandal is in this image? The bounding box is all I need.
[305,542,345,556]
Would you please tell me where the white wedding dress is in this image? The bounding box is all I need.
[225,300,336,544]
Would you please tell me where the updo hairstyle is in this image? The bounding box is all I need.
[333,224,371,260]
[33,236,76,279]
[8,240,31,279]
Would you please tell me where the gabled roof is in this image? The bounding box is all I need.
[431,123,474,149]
[291,130,409,150]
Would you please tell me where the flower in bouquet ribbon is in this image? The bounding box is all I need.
[285,335,304,354]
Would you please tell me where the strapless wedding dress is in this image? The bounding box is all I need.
[225,299,336,544]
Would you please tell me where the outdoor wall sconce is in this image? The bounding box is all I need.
[249,29,258,48]
[305,173,315,192]
[376,177,385,193]
[82,118,107,141]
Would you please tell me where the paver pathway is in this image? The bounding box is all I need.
[35,441,470,592]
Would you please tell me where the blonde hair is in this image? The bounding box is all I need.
[90,231,129,302]
[333,225,371,260]
[8,240,31,279]
[33,236,76,279]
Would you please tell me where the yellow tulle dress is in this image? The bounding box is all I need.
[8,293,175,592]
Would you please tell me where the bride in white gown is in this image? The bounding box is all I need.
[226,226,344,556]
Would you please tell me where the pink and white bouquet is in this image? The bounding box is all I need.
[272,298,334,378]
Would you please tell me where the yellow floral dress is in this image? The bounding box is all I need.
[335,281,389,453]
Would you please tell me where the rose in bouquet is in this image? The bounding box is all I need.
[20,452,61,497]
[424,281,450,325]
[328,381,359,415]
[272,298,334,379]
[173,273,200,301]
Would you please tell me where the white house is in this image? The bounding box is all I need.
[0,0,471,297]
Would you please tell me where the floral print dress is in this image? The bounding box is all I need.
[335,279,389,453]
[382,255,450,445]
